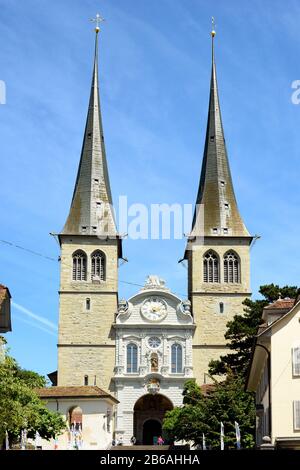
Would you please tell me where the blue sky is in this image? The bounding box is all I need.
[1,0,300,377]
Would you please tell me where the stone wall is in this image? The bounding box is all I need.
[58,236,119,392]
[188,236,251,383]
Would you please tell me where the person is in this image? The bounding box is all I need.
[130,436,136,445]
[157,436,164,446]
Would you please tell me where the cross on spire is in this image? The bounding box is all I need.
[211,16,216,38]
[90,13,105,33]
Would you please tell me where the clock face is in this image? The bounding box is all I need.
[141,297,167,322]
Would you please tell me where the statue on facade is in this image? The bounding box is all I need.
[150,354,159,372]
[181,299,191,314]
[143,275,167,290]
[117,299,129,314]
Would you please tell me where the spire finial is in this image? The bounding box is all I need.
[90,13,105,34]
[211,16,216,38]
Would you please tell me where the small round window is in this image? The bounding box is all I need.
[148,337,161,349]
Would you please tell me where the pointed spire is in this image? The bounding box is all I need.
[61,23,117,237]
[191,26,250,238]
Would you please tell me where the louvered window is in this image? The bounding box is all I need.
[91,250,105,281]
[294,401,300,430]
[203,251,219,283]
[224,251,240,283]
[292,348,300,376]
[72,251,87,281]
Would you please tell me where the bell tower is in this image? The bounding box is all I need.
[185,27,253,383]
[57,22,122,392]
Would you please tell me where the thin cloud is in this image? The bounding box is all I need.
[12,302,57,331]
[13,314,57,338]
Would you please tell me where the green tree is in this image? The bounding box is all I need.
[209,284,299,376]
[163,377,255,449]
[164,284,299,448]
[0,350,66,446]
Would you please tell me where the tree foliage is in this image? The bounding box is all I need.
[163,377,255,449]
[0,351,66,445]
[163,284,299,448]
[209,284,299,376]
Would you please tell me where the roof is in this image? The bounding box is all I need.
[36,386,119,403]
[189,35,250,239]
[61,32,119,242]
[262,298,295,323]
[47,370,57,386]
[258,299,300,339]
[200,383,215,396]
[264,298,295,310]
[0,284,11,302]
[0,284,11,333]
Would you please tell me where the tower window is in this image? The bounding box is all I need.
[72,250,87,281]
[84,375,88,386]
[223,228,228,234]
[86,298,91,311]
[210,135,215,142]
[224,251,240,283]
[224,203,229,209]
[220,181,225,187]
[171,343,183,373]
[127,343,138,373]
[212,228,218,234]
[91,250,105,281]
[203,251,219,283]
[219,302,224,314]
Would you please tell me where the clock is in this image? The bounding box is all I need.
[141,297,167,322]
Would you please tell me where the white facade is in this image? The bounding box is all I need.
[247,299,300,449]
[113,276,195,445]
[38,396,115,450]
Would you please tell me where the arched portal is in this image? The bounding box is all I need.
[143,419,162,445]
[134,394,173,445]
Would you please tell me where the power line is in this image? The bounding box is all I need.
[0,238,188,298]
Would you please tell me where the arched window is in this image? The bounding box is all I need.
[91,250,105,281]
[203,251,219,282]
[84,375,88,386]
[127,343,138,373]
[69,406,82,431]
[171,343,182,373]
[224,251,240,283]
[72,251,87,281]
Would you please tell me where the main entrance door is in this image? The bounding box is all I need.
[143,419,162,445]
[134,394,173,445]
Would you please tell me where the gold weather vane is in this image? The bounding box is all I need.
[211,16,216,38]
[90,13,105,33]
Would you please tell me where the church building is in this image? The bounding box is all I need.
[40,22,253,448]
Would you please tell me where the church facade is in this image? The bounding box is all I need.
[47,26,253,447]
[114,275,194,444]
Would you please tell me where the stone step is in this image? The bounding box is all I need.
[111,445,171,451]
